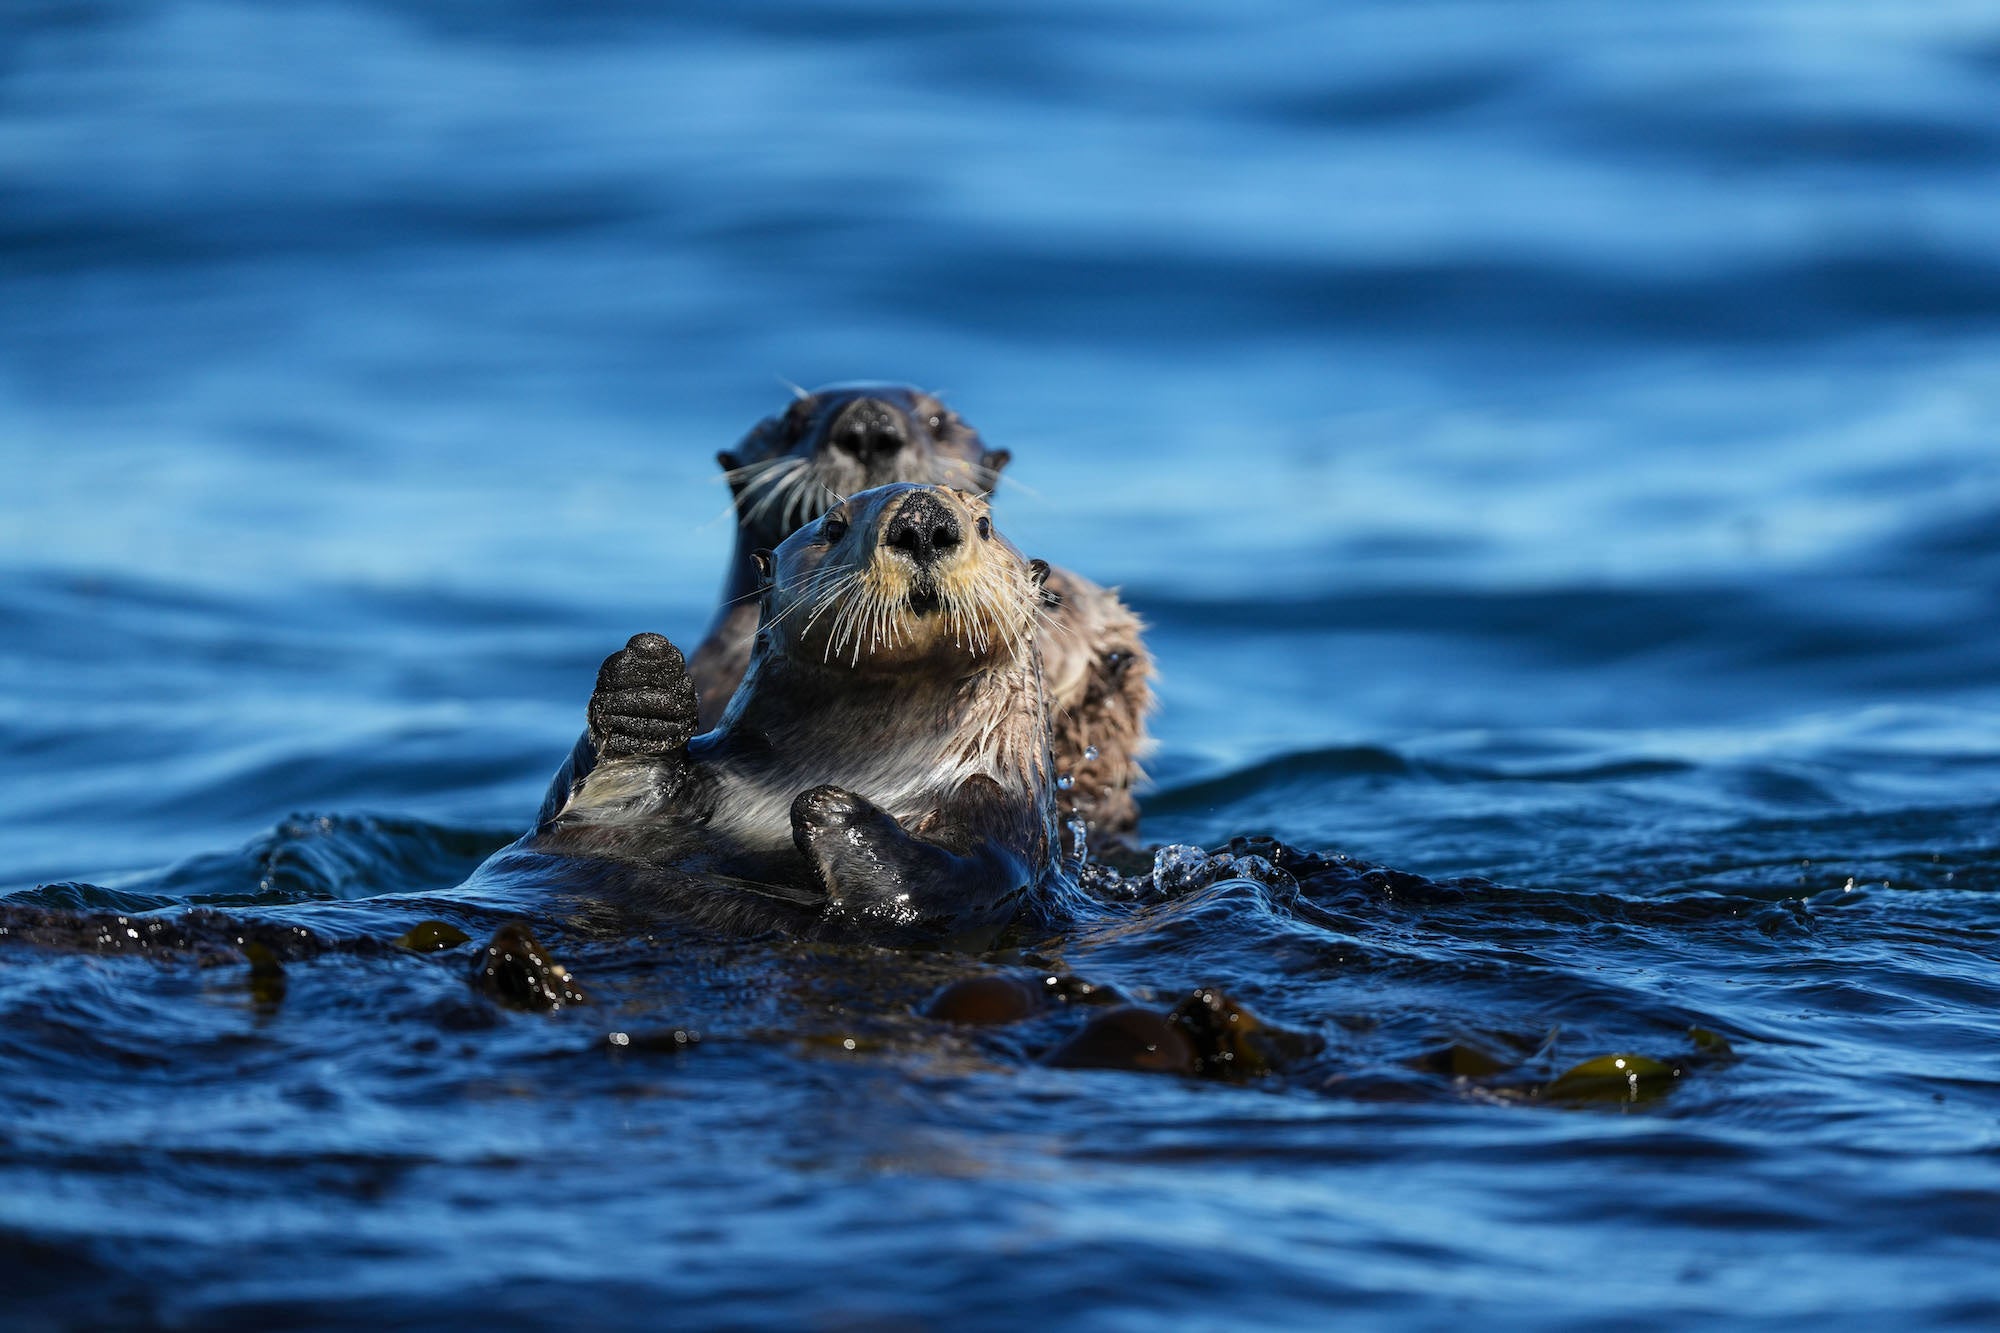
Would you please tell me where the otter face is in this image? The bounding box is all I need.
[718,385,1012,554]
[760,483,1041,672]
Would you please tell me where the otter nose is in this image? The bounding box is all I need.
[884,492,963,566]
[827,397,909,460]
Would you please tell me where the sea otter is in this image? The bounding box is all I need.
[512,483,1074,943]
[692,384,1151,841]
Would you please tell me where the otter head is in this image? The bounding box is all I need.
[753,483,1045,674]
[718,385,1011,555]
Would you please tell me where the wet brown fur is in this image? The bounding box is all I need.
[691,385,1153,844]
[530,485,1069,942]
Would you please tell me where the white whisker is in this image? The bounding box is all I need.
[742,458,808,529]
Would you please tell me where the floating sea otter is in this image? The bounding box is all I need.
[513,483,1078,943]
[691,385,1151,842]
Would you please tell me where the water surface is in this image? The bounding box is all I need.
[4,2,2000,1327]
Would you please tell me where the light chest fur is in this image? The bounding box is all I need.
[567,653,1052,858]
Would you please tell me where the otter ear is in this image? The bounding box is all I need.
[718,450,747,498]
[751,549,775,584]
[1029,558,1062,608]
[981,448,1013,476]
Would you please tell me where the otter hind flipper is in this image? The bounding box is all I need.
[790,785,1030,947]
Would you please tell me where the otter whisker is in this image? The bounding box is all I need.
[766,474,808,533]
[701,495,747,532]
[844,596,870,665]
[797,572,860,639]
[756,565,833,624]
[717,459,783,486]
[786,466,826,533]
[721,456,801,505]
[877,582,899,655]
[731,463,784,521]
[793,478,836,530]
[738,550,852,618]
[840,578,878,663]
[763,566,854,632]
[1031,601,1088,649]
[948,573,980,655]
[828,577,880,666]
[790,563,856,609]
[846,586,877,667]
[742,457,809,530]
[869,589,889,655]
[777,472,801,534]
[763,468,841,538]
[833,579,862,663]
[747,464,802,527]
[803,569,860,626]
[991,470,1043,502]
[943,583,966,651]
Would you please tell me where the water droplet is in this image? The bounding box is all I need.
[1083,745,1100,762]
[1067,815,1090,863]
[1056,773,1075,791]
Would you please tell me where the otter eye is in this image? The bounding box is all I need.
[820,515,849,544]
[975,515,991,540]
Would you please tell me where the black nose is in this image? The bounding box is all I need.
[883,492,963,566]
[827,397,909,461]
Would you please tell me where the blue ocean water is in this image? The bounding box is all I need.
[3,2,1999,1326]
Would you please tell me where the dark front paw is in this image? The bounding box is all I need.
[790,785,923,923]
[588,632,700,760]
[791,785,897,885]
[791,785,1026,945]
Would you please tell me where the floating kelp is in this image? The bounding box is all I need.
[1170,986,1323,1079]
[923,970,1127,1025]
[394,920,472,952]
[1406,1028,1557,1080]
[1544,1053,1683,1103]
[242,941,287,1009]
[606,1027,702,1055]
[1042,986,1317,1080]
[1688,1027,1737,1059]
[1407,1041,1517,1078]
[924,974,1045,1026]
[468,923,587,1012]
[2,838,1726,1112]
[1044,1005,1197,1074]
[0,903,373,965]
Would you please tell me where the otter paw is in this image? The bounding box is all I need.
[790,785,896,878]
[790,785,925,926]
[790,786,1026,945]
[588,632,700,760]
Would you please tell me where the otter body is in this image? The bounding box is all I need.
[693,385,1152,840]
[515,484,1071,944]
